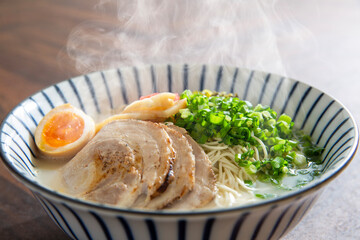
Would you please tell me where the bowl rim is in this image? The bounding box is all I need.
[0,65,359,216]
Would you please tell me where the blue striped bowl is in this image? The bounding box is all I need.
[1,64,358,240]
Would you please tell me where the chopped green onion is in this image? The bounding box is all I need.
[278,114,292,125]
[255,193,276,199]
[171,90,324,186]
[294,153,307,168]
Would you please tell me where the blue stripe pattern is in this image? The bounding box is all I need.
[4,122,36,158]
[230,68,239,94]
[133,67,142,99]
[48,199,79,240]
[101,71,114,110]
[316,108,344,145]
[85,75,101,114]
[200,65,206,90]
[297,195,319,223]
[21,104,39,126]
[5,151,28,174]
[64,203,93,240]
[251,205,277,240]
[41,90,55,109]
[243,71,254,100]
[146,219,158,240]
[91,211,113,240]
[322,146,351,172]
[292,86,312,122]
[10,112,35,142]
[178,220,186,240]
[301,93,324,129]
[167,65,172,93]
[325,136,353,165]
[54,84,68,103]
[35,195,72,238]
[258,73,271,104]
[151,65,158,93]
[215,66,223,92]
[3,136,35,175]
[270,77,284,109]
[0,64,357,240]
[322,128,353,163]
[183,64,189,90]
[68,78,86,113]
[281,81,299,114]
[268,204,293,240]
[117,69,129,105]
[279,199,307,238]
[230,212,250,240]
[202,218,215,240]
[321,118,349,150]
[310,100,335,136]
[118,216,134,240]
[29,96,45,116]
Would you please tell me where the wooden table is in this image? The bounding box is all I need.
[1,0,359,239]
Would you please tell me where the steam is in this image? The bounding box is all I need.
[61,0,316,76]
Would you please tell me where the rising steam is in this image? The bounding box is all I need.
[60,0,316,76]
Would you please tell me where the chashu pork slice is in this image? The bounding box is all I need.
[93,119,176,202]
[167,125,216,210]
[139,125,195,209]
[60,138,142,207]
[60,119,175,206]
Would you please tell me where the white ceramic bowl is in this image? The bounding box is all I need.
[1,64,358,240]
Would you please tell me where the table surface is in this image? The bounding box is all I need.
[1,0,359,239]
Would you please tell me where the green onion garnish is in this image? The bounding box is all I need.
[172,90,324,185]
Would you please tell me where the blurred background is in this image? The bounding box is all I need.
[0,0,359,239]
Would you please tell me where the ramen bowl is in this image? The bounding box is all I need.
[0,64,358,240]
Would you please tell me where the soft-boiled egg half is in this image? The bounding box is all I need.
[35,104,95,160]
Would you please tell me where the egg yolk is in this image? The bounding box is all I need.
[41,112,85,148]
